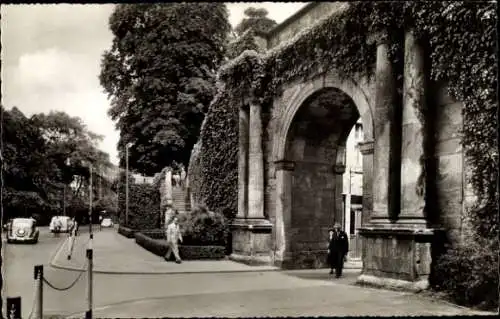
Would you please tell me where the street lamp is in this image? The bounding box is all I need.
[125,143,133,226]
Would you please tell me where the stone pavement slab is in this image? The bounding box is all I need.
[51,229,360,274]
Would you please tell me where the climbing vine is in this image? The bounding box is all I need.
[191,88,239,219]
[220,0,497,233]
[203,1,497,309]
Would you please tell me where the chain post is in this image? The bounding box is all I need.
[86,248,93,319]
[6,297,21,319]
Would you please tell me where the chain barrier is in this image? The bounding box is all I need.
[26,278,37,319]
[42,236,90,291]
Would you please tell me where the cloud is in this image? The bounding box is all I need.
[8,47,119,163]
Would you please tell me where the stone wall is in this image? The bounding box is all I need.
[267,2,348,49]
[433,82,468,242]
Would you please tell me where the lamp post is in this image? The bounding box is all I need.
[125,143,132,226]
[89,165,93,238]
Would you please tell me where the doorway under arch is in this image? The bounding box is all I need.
[273,86,372,269]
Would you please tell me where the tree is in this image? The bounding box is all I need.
[31,111,114,200]
[1,106,115,223]
[100,3,231,175]
[1,106,54,220]
[234,7,277,36]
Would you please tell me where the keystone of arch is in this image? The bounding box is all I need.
[273,72,374,162]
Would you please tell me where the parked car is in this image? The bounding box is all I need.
[100,218,114,228]
[6,218,39,244]
[3,219,12,231]
[49,216,72,233]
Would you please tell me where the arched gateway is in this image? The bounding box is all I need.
[229,2,469,291]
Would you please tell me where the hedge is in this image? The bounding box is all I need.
[117,224,135,238]
[118,225,164,239]
[117,174,161,230]
[135,232,226,260]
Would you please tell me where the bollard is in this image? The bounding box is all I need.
[6,297,21,319]
[32,264,43,319]
[86,248,93,319]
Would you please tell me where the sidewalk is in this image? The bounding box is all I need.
[50,229,362,274]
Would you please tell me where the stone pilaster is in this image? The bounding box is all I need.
[248,101,265,219]
[333,164,346,226]
[399,29,427,225]
[359,140,374,225]
[238,106,249,219]
[369,31,398,223]
[273,160,295,266]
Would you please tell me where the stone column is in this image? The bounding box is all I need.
[369,31,397,223]
[248,101,265,219]
[165,169,173,207]
[238,106,249,219]
[359,140,374,225]
[274,160,295,264]
[400,29,427,224]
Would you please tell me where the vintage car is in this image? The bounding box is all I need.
[6,218,39,244]
[100,218,114,228]
[49,216,72,233]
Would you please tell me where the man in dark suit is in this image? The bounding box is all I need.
[328,222,349,278]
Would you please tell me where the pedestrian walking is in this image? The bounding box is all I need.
[99,215,103,231]
[179,166,186,188]
[164,215,183,264]
[54,218,62,238]
[67,217,78,260]
[327,222,349,278]
[173,172,181,187]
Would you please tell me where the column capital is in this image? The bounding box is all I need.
[358,140,375,155]
[274,160,295,171]
[333,164,346,175]
[367,30,390,46]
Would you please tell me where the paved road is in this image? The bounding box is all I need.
[3,226,92,318]
[3,227,493,318]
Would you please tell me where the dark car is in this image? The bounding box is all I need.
[6,218,40,244]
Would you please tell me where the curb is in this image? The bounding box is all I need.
[50,258,362,275]
[49,234,362,275]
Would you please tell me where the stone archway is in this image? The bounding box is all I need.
[272,74,375,269]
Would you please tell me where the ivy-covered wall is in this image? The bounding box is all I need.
[188,89,239,219]
[208,1,496,309]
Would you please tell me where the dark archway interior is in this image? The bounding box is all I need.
[284,87,360,268]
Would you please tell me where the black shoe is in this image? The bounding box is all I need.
[329,269,333,275]
[67,255,71,260]
[164,257,169,261]
[175,260,182,264]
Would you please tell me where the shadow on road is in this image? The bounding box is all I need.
[281,268,361,284]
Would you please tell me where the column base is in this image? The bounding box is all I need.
[230,218,273,266]
[357,226,442,292]
[356,274,429,292]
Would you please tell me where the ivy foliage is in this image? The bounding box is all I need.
[214,1,497,309]
[220,1,497,232]
[190,88,238,220]
[226,29,260,60]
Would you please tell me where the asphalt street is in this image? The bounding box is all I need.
[3,227,493,318]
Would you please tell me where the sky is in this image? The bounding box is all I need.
[1,2,308,165]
